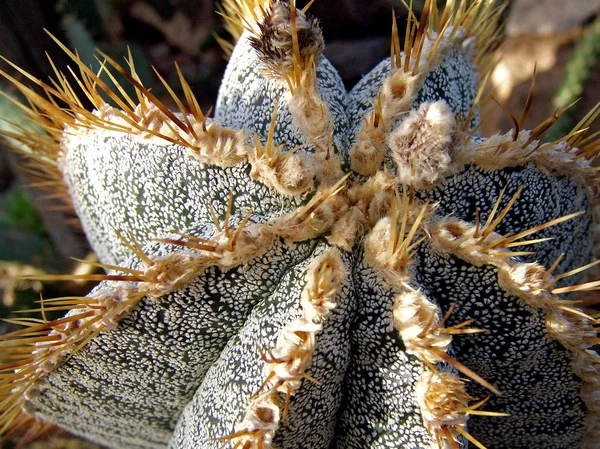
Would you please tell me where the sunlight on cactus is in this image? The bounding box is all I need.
[0,0,599,448]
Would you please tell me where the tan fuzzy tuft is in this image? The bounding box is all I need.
[429,218,503,267]
[138,252,210,297]
[496,263,552,309]
[366,190,394,226]
[275,153,316,193]
[462,128,598,192]
[248,99,318,196]
[326,207,365,251]
[364,195,431,287]
[416,370,471,435]
[363,217,400,278]
[273,175,349,243]
[379,70,421,125]
[287,78,332,143]
[387,101,457,189]
[545,309,597,351]
[301,249,347,321]
[393,290,452,363]
[313,151,344,185]
[224,397,281,449]
[250,152,315,196]
[186,119,250,167]
[346,169,396,224]
[275,202,335,243]
[349,126,387,176]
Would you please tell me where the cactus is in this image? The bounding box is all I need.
[0,0,599,448]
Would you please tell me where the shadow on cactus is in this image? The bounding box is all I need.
[0,0,599,448]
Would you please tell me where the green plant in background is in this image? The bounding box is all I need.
[58,0,154,109]
[0,0,599,448]
[0,95,70,322]
[0,189,55,319]
[0,94,58,270]
[547,13,600,142]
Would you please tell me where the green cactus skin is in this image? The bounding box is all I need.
[0,1,599,449]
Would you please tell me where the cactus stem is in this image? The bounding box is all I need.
[351,0,502,178]
[226,249,345,448]
[429,215,599,444]
[0,1,597,446]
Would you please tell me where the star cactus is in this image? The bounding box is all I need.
[0,1,599,448]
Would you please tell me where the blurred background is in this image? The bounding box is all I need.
[0,0,598,446]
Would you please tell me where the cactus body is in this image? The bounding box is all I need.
[0,1,599,449]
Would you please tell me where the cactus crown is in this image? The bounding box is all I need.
[0,1,599,448]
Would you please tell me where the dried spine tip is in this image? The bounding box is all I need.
[227,249,345,448]
[388,101,457,189]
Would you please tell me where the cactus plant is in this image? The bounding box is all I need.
[0,0,599,448]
